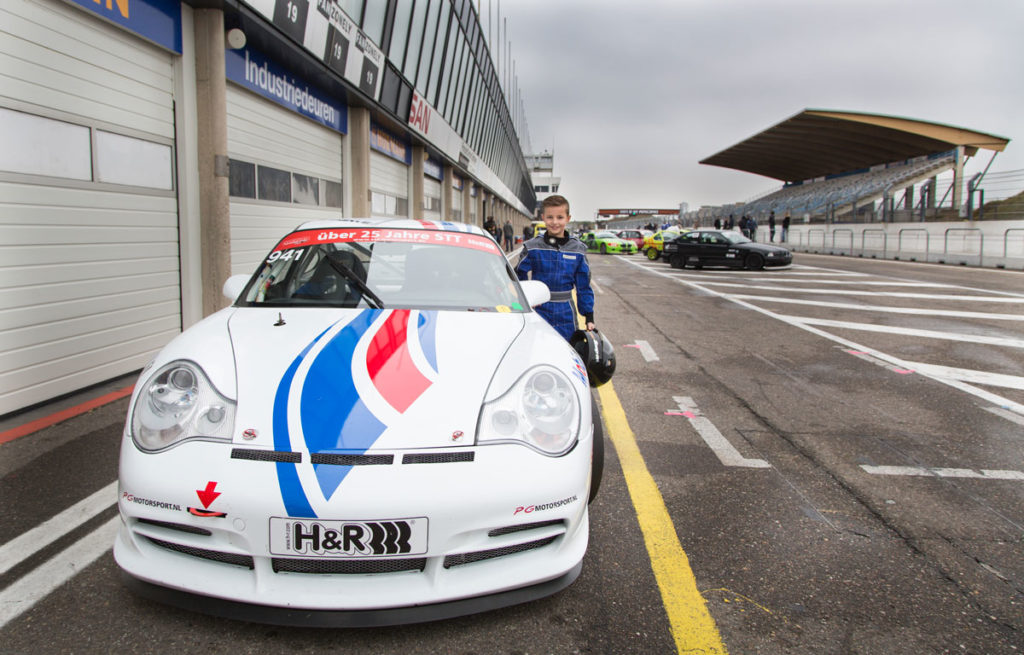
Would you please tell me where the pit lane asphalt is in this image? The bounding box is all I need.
[1,252,1022,654]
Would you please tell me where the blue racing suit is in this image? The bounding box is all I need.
[516,234,595,340]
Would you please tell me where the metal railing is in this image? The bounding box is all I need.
[897,228,929,260]
[861,229,887,258]
[1004,228,1024,258]
[786,225,1024,268]
[944,228,983,266]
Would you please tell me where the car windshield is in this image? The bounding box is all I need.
[719,231,752,244]
[596,231,618,239]
[239,227,528,312]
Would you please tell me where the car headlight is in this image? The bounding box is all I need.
[130,361,236,452]
[477,366,580,456]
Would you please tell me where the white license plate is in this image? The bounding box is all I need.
[269,517,428,557]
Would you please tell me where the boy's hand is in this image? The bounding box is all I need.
[586,322,595,331]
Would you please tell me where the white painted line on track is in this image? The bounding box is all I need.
[686,283,1024,302]
[631,340,659,361]
[902,362,1024,391]
[699,279,957,288]
[591,279,604,294]
[0,480,117,577]
[842,348,915,374]
[861,465,1024,480]
[0,516,120,629]
[619,256,1024,417]
[669,397,770,468]
[728,295,1024,321]
[790,317,1024,349]
[986,406,1024,427]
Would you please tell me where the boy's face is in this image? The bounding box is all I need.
[542,203,570,237]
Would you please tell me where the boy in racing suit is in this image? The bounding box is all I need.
[516,195,595,340]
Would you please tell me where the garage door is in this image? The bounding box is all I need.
[451,177,463,221]
[423,176,441,220]
[227,85,344,275]
[370,152,409,218]
[0,0,180,414]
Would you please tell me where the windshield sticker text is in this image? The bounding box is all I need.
[274,228,499,254]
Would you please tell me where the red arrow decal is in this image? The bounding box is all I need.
[196,481,221,508]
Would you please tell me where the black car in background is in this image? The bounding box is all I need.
[663,230,792,270]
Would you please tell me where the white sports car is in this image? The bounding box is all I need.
[114,219,603,626]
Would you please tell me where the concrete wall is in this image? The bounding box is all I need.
[784,219,1024,270]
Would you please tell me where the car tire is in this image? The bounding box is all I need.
[589,392,604,504]
[669,254,683,269]
[745,253,765,270]
[600,244,607,255]
[646,248,660,261]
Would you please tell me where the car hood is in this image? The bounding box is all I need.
[227,308,524,453]
[744,243,791,255]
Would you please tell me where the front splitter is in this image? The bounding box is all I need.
[120,562,582,628]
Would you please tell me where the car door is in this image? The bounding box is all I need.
[700,233,731,265]
[670,232,698,262]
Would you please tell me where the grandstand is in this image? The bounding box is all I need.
[696,110,1011,224]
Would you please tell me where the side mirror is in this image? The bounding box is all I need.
[222,274,249,302]
[519,280,550,307]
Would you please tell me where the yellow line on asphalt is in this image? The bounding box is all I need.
[572,289,725,653]
[597,380,727,654]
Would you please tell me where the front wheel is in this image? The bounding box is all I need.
[745,253,765,270]
[669,254,684,269]
[600,244,607,255]
[646,247,660,261]
[588,393,605,504]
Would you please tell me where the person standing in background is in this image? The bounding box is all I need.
[502,219,514,251]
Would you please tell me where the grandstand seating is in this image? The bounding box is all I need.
[727,154,956,221]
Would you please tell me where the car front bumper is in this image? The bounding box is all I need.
[114,434,592,615]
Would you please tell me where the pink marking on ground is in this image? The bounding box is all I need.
[664,411,697,418]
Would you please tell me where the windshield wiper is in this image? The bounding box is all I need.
[325,256,385,309]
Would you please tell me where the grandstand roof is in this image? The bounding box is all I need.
[700,109,1010,183]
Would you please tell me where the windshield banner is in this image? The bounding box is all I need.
[274,228,500,254]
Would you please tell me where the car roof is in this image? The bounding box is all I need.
[291,218,489,237]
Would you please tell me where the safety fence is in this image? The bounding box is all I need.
[785,220,1024,269]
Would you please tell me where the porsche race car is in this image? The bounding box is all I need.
[114,219,603,626]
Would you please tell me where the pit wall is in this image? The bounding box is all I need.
[781,220,1024,270]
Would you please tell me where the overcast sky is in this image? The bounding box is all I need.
[479,0,1024,220]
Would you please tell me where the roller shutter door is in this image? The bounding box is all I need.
[451,183,463,221]
[0,0,180,414]
[369,152,409,218]
[423,177,441,221]
[226,85,344,275]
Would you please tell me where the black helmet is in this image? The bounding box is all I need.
[570,329,616,387]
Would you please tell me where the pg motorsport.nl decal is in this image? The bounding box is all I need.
[513,494,579,516]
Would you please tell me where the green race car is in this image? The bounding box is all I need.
[581,230,638,255]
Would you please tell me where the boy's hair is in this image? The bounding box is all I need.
[541,194,570,214]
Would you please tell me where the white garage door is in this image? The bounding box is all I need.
[451,179,463,221]
[0,0,180,414]
[227,85,344,275]
[423,177,441,221]
[370,152,409,218]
